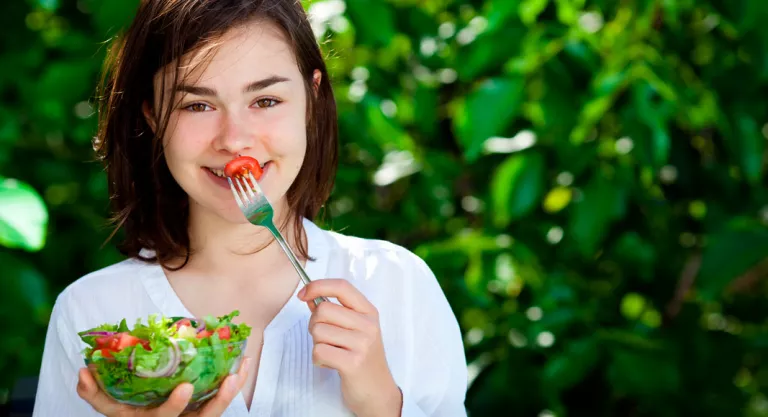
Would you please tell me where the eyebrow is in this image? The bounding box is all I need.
[174,75,291,96]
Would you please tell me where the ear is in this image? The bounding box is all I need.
[142,101,157,134]
[312,69,322,97]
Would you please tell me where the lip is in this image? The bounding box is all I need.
[202,162,271,190]
[205,160,268,172]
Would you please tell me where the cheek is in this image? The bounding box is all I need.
[259,107,308,155]
[163,113,216,163]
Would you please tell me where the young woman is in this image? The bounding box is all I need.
[32,1,467,416]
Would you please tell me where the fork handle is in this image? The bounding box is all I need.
[268,223,328,307]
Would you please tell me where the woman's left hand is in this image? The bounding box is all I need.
[298,279,402,417]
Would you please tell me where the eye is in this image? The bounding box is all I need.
[183,103,213,112]
[253,98,280,109]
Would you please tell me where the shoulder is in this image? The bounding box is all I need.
[307,221,442,300]
[57,256,151,303]
[51,255,158,332]
[316,225,433,275]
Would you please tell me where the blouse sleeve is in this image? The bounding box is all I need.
[398,251,468,417]
[33,292,99,417]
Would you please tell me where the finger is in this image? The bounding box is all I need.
[147,383,193,416]
[308,300,369,331]
[312,343,351,371]
[309,322,363,351]
[197,357,251,417]
[76,368,125,416]
[298,279,376,316]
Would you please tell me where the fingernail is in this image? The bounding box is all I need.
[179,384,193,397]
[298,287,306,298]
[228,375,240,393]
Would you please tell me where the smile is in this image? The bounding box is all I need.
[205,161,269,178]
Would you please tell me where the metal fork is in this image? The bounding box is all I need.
[228,172,327,307]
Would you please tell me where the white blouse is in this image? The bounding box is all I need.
[32,219,468,416]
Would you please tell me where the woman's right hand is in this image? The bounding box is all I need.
[76,357,251,417]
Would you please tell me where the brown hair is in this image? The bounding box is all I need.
[94,0,338,269]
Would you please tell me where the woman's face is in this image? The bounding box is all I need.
[147,19,317,224]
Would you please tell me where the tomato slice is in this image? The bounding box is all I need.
[94,332,150,353]
[95,336,112,349]
[195,327,231,340]
[95,348,113,359]
[216,327,231,340]
[224,156,263,179]
[113,333,142,350]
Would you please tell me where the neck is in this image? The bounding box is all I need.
[178,199,305,279]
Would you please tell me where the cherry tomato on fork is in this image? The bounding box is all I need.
[224,156,263,179]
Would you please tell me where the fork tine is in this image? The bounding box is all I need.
[227,177,245,208]
[234,176,251,203]
[247,172,261,195]
[239,175,257,199]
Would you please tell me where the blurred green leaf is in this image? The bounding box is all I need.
[485,0,522,31]
[553,0,584,25]
[491,151,545,227]
[611,232,656,281]
[458,25,526,81]
[0,107,20,144]
[415,230,506,257]
[697,218,768,300]
[734,113,765,185]
[0,178,48,252]
[92,0,140,37]
[620,293,645,320]
[568,173,626,256]
[364,98,416,153]
[607,349,680,397]
[519,0,550,25]
[0,252,50,324]
[413,86,438,137]
[34,60,94,104]
[597,329,666,351]
[344,0,396,46]
[543,337,600,394]
[542,186,572,213]
[453,76,526,161]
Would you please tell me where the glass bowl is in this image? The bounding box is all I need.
[84,338,247,411]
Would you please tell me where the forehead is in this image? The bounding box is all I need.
[157,19,300,89]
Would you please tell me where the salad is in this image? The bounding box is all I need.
[79,310,251,408]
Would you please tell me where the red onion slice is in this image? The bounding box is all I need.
[195,320,206,334]
[135,339,180,378]
[128,348,136,371]
[162,339,182,377]
[81,331,117,337]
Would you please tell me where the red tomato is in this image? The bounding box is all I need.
[94,332,150,353]
[95,336,112,348]
[95,348,113,359]
[224,156,262,179]
[217,327,231,340]
[174,319,192,329]
[195,327,231,340]
[113,333,142,350]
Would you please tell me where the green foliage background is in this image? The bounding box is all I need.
[2,0,768,415]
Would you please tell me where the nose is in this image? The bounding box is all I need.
[213,109,255,154]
